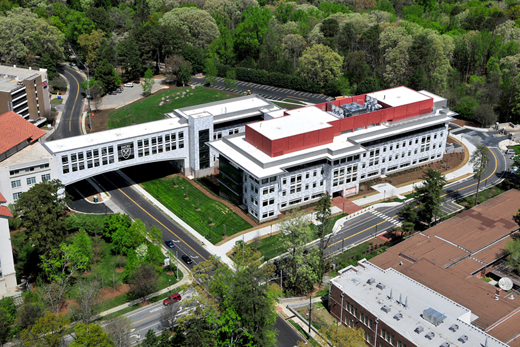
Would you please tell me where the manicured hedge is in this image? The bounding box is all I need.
[215,64,321,94]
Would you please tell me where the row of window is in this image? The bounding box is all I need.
[11,174,50,189]
[332,154,360,166]
[213,128,240,140]
[10,163,49,176]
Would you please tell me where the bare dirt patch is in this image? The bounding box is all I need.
[99,283,130,301]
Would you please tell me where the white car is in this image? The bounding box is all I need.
[124,82,133,87]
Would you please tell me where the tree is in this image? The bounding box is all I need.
[39,242,90,314]
[39,53,58,80]
[278,209,319,294]
[70,323,115,347]
[116,38,142,82]
[282,34,306,71]
[414,169,447,227]
[224,69,237,90]
[70,280,101,324]
[160,7,219,50]
[129,263,159,302]
[15,180,69,258]
[315,193,333,283]
[178,60,192,86]
[78,29,105,68]
[142,68,155,96]
[16,293,46,332]
[297,44,343,88]
[470,144,490,207]
[103,213,132,240]
[0,297,16,344]
[473,104,497,127]
[104,317,132,347]
[21,312,69,347]
[160,300,181,331]
[113,219,146,255]
[398,202,418,233]
[233,6,273,61]
[94,59,120,94]
[0,8,64,64]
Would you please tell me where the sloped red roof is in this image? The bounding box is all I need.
[0,206,12,218]
[0,111,46,154]
[0,192,5,203]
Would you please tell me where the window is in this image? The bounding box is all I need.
[11,180,21,188]
[27,177,36,185]
[263,188,268,195]
[41,174,50,181]
[269,186,275,193]
[61,156,68,164]
[13,192,21,200]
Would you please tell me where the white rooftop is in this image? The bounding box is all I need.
[419,90,447,104]
[209,131,363,178]
[180,96,274,118]
[368,86,432,107]
[0,65,47,92]
[1,141,53,167]
[332,261,509,347]
[248,106,337,140]
[45,117,187,153]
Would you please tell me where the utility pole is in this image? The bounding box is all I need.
[308,295,313,335]
[280,270,283,298]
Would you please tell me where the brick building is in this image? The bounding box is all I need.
[329,189,520,347]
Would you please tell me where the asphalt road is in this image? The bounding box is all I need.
[73,170,305,346]
[191,76,333,105]
[325,133,510,256]
[52,66,85,140]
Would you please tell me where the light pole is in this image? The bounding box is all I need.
[176,250,178,280]
[168,278,171,294]
[384,190,386,202]
[86,66,92,130]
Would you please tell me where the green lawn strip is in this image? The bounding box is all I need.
[140,176,251,244]
[273,101,303,110]
[287,320,321,346]
[282,98,306,105]
[331,241,389,269]
[107,87,240,129]
[456,185,505,210]
[96,266,183,313]
[244,214,348,262]
[51,98,63,105]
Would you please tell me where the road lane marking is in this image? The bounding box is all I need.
[64,69,80,132]
[328,147,499,249]
[101,174,207,261]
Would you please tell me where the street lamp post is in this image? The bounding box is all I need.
[169,278,171,294]
[384,190,386,202]
[176,250,178,280]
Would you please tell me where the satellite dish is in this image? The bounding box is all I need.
[499,278,514,291]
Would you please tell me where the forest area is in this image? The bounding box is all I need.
[1,0,520,119]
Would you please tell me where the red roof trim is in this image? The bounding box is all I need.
[0,206,13,218]
[0,111,46,154]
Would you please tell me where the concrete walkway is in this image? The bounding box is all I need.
[94,248,191,319]
[116,170,237,268]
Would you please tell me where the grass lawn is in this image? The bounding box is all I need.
[107,86,240,129]
[456,185,505,210]
[51,98,63,105]
[244,213,348,262]
[331,240,389,269]
[141,176,252,244]
[273,101,303,110]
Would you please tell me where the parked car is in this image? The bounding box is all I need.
[124,82,133,87]
[133,79,140,84]
[163,293,181,306]
[181,254,193,264]
[109,90,117,95]
[70,62,76,67]
[116,87,123,93]
[165,240,175,248]
[506,149,516,155]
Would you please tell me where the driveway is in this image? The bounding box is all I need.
[98,79,166,110]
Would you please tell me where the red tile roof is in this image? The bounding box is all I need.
[0,192,5,203]
[0,206,13,218]
[0,111,46,155]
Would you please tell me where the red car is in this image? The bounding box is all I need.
[163,293,181,306]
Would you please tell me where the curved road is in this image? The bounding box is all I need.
[52,66,85,140]
[326,133,510,255]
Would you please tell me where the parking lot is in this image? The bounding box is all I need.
[191,77,333,104]
[99,79,166,110]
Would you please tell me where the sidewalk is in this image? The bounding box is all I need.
[115,170,237,269]
[277,297,323,341]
